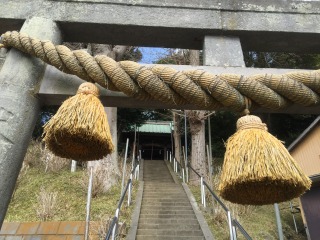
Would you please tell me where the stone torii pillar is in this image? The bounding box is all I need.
[0,17,62,227]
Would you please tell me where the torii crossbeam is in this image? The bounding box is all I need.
[1,0,320,228]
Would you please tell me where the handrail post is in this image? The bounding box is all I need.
[232,224,237,240]
[112,209,119,240]
[85,167,93,240]
[121,138,129,196]
[227,211,234,240]
[170,152,172,163]
[186,166,189,183]
[175,159,177,172]
[200,177,204,205]
[274,203,284,240]
[128,175,132,206]
[173,157,175,172]
[289,202,298,233]
[182,168,185,183]
[203,180,206,208]
[135,164,139,181]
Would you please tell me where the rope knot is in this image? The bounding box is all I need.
[236,115,267,131]
[77,82,99,97]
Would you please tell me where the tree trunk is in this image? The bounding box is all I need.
[187,50,207,185]
[186,110,207,185]
[189,50,200,66]
[173,112,181,165]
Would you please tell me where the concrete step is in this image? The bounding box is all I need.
[139,214,197,219]
[143,180,174,182]
[143,186,182,190]
[143,189,183,192]
[141,205,193,211]
[141,202,192,207]
[143,187,182,190]
[144,182,181,188]
[137,223,201,230]
[140,209,194,215]
[143,191,185,195]
[143,175,172,176]
[143,194,186,198]
[143,188,184,192]
[142,197,189,201]
[139,218,199,225]
[137,229,204,236]
[136,236,204,240]
[143,178,174,181]
[142,199,190,204]
[135,160,207,240]
[143,184,181,187]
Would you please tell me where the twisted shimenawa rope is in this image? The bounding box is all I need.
[1,31,320,111]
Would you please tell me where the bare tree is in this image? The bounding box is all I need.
[186,50,207,185]
[173,112,182,164]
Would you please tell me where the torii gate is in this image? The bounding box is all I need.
[1,0,320,228]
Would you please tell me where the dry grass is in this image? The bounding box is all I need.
[79,169,106,198]
[90,214,127,240]
[42,149,70,173]
[6,140,138,237]
[23,140,43,167]
[35,187,58,221]
[202,167,257,227]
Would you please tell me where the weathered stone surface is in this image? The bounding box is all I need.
[203,36,245,67]
[0,17,62,227]
[0,49,7,70]
[0,0,320,52]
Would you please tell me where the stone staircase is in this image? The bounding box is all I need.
[135,160,206,240]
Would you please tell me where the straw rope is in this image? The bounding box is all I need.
[1,31,320,111]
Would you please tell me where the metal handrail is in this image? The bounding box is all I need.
[118,178,132,209]
[105,216,117,240]
[203,181,228,212]
[168,152,186,182]
[105,161,139,240]
[233,219,252,240]
[187,163,252,240]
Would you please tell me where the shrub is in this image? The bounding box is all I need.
[35,187,58,221]
[41,149,70,173]
[80,169,105,198]
[24,140,43,167]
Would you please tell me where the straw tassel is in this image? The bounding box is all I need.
[43,82,114,161]
[218,114,311,205]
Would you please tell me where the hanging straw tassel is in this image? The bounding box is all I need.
[43,82,114,161]
[218,114,311,205]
